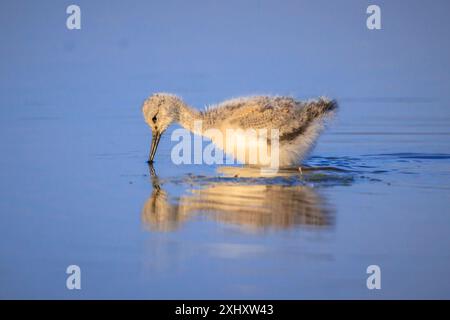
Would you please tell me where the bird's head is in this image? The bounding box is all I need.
[142,93,181,163]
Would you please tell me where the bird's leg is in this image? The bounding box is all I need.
[298,166,303,175]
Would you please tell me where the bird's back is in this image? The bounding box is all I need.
[201,95,337,167]
[204,96,336,136]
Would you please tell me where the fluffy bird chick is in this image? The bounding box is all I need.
[142,93,337,167]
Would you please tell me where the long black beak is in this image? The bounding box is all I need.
[148,131,162,163]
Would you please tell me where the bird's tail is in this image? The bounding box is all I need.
[300,97,338,121]
[278,97,338,166]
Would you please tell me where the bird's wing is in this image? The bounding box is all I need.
[225,97,301,136]
[224,96,337,142]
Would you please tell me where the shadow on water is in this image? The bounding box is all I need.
[141,164,342,232]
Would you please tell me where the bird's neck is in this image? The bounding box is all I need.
[175,101,203,133]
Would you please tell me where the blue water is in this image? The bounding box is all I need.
[1,0,450,299]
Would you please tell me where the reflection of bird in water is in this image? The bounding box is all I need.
[141,165,189,232]
[141,165,332,232]
[142,93,337,167]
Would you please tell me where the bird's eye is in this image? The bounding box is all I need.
[152,115,157,123]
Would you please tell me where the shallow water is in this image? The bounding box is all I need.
[2,0,450,299]
[1,100,450,299]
